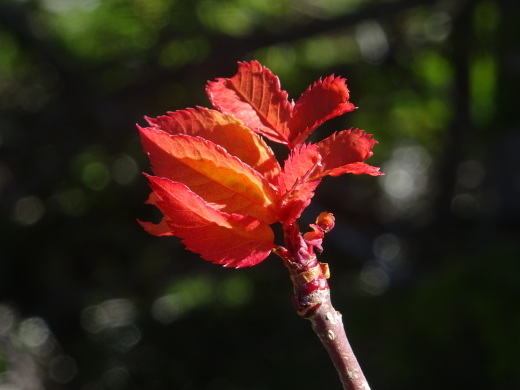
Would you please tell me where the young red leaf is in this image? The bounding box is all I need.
[147,175,275,267]
[277,143,322,223]
[302,224,325,252]
[206,61,293,145]
[315,211,335,232]
[326,161,383,177]
[278,143,321,194]
[289,75,356,146]
[145,107,281,181]
[139,128,279,224]
[310,129,382,180]
[138,192,173,236]
[139,218,173,237]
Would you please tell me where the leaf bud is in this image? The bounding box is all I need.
[316,212,335,232]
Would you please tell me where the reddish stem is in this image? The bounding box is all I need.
[275,222,371,390]
[309,290,371,390]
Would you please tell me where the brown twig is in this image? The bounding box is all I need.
[309,289,371,390]
[274,222,371,390]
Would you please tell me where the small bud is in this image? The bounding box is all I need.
[303,224,324,252]
[316,212,335,232]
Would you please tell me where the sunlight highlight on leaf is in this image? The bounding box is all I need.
[140,128,279,223]
[207,61,293,145]
[147,176,275,267]
[138,60,381,267]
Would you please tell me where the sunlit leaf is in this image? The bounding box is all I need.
[145,107,281,181]
[311,129,382,179]
[139,127,279,223]
[207,62,358,149]
[326,161,383,177]
[289,75,356,146]
[146,176,274,267]
[138,61,382,267]
[277,143,322,223]
[206,61,293,145]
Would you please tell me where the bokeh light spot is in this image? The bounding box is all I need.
[457,161,485,190]
[220,275,253,307]
[18,317,50,349]
[151,294,182,324]
[52,187,88,216]
[451,193,480,218]
[49,355,78,384]
[355,20,388,64]
[111,154,138,185]
[257,45,296,76]
[424,12,452,42]
[381,144,431,204]
[13,196,45,226]
[42,0,101,14]
[159,37,210,68]
[197,1,253,37]
[373,234,401,262]
[359,264,389,296]
[82,161,110,191]
[109,324,141,352]
[81,299,136,334]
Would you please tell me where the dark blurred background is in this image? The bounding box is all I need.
[1,0,519,389]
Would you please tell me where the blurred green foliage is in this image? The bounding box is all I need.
[0,0,519,389]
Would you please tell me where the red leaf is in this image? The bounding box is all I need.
[138,61,383,268]
[277,143,322,223]
[289,76,356,146]
[311,129,382,180]
[145,107,281,182]
[327,161,383,177]
[206,61,293,145]
[139,127,279,223]
[303,224,324,252]
[146,175,274,267]
[138,192,173,236]
[139,219,173,236]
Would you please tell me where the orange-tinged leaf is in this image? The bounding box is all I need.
[147,175,274,267]
[277,143,322,223]
[140,128,279,224]
[145,107,281,181]
[289,76,356,146]
[311,129,382,180]
[206,61,293,145]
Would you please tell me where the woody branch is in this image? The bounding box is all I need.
[274,222,371,390]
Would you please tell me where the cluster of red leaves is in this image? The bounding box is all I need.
[138,61,381,268]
